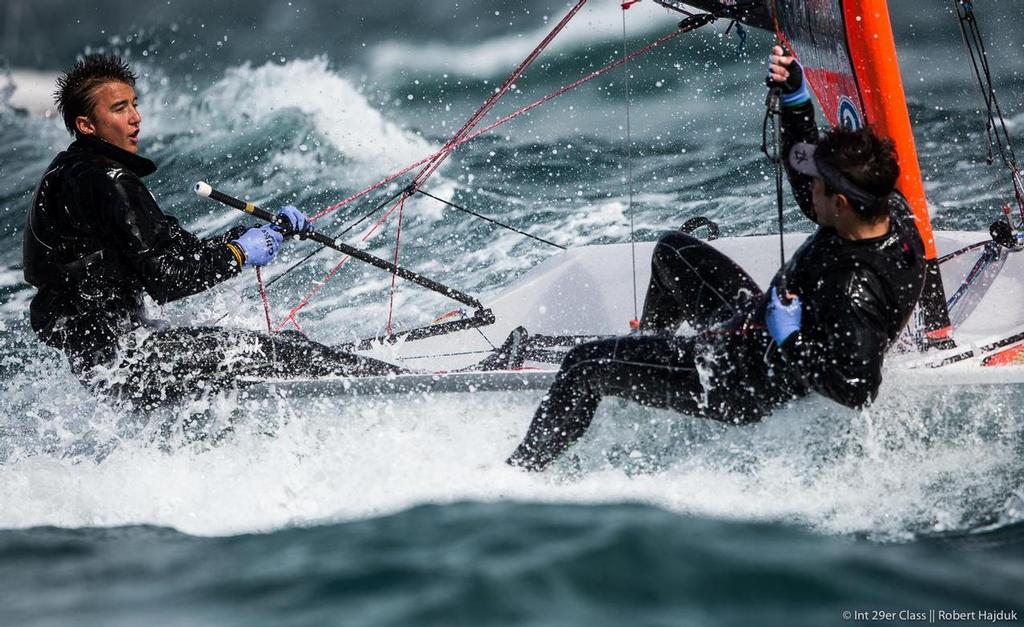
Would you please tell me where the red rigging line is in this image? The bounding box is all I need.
[278,189,410,331]
[408,0,590,195]
[297,0,595,333]
[386,195,408,336]
[309,0,589,225]
[464,26,689,143]
[276,1,714,333]
[309,24,688,226]
[256,267,273,334]
[276,256,354,332]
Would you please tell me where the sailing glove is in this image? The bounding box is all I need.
[767,48,810,107]
[275,205,312,237]
[234,224,284,267]
[766,286,802,345]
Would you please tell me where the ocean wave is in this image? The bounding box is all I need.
[3,69,56,117]
[140,56,434,175]
[368,2,725,79]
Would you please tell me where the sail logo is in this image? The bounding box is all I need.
[838,96,863,129]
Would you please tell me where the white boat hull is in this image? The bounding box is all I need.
[365,230,1024,370]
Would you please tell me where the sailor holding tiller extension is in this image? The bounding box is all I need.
[508,45,929,471]
[22,53,414,408]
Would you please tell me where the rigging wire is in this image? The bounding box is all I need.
[360,0,591,336]
[953,0,1024,218]
[407,0,592,196]
[621,1,640,327]
[305,25,697,232]
[260,183,412,294]
[415,189,566,250]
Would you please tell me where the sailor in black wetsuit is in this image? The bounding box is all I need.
[23,54,402,408]
[507,46,928,471]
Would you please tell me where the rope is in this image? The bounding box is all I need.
[415,188,566,250]
[405,0,591,200]
[621,4,640,328]
[256,267,273,334]
[474,325,497,350]
[310,16,693,229]
[386,195,408,336]
[263,184,412,293]
[269,14,711,331]
[276,256,353,332]
[276,0,595,326]
[761,83,787,281]
[458,27,693,152]
[276,192,407,330]
[307,25,694,230]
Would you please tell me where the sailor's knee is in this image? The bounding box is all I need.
[560,341,613,374]
[651,231,705,276]
[655,230,703,255]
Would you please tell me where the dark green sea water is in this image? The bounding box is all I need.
[3,503,1024,627]
[2,1,1024,624]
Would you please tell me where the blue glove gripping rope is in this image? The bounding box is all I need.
[276,205,311,235]
[766,286,802,345]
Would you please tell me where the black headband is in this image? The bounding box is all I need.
[788,142,884,212]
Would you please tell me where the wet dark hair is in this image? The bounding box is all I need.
[816,125,900,221]
[54,53,137,136]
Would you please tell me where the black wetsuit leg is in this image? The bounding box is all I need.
[509,231,766,471]
[508,334,717,471]
[640,231,761,333]
[91,326,405,407]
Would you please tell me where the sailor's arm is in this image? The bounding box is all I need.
[140,216,248,304]
[768,46,819,223]
[95,171,244,304]
[773,273,890,408]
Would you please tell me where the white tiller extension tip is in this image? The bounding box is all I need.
[193,181,213,197]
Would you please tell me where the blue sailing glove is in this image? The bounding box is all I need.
[766,286,802,345]
[767,45,810,107]
[233,225,284,267]
[275,205,311,237]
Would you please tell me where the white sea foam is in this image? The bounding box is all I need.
[0,375,1020,540]
[4,69,57,116]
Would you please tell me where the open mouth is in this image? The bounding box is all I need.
[128,129,140,143]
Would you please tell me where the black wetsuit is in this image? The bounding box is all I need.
[508,101,927,471]
[23,136,400,407]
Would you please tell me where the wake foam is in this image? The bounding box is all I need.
[0,375,1020,541]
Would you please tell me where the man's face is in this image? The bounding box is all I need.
[75,81,141,153]
[811,176,839,227]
